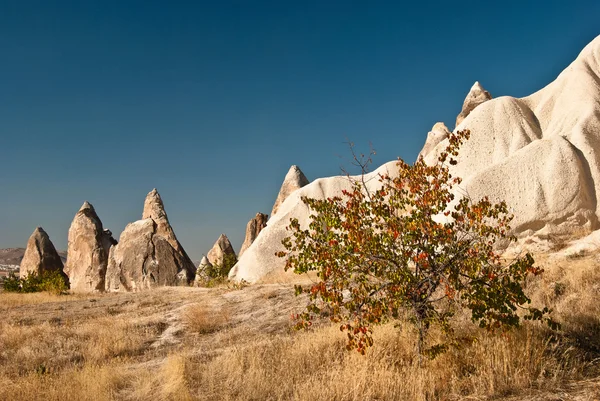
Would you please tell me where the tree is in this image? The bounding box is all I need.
[277,130,556,357]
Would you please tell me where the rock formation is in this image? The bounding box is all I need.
[270,165,309,217]
[423,36,600,237]
[229,160,397,283]
[230,35,600,283]
[417,122,451,160]
[455,81,492,128]
[64,202,115,292]
[239,213,268,257]
[193,256,213,285]
[105,189,196,292]
[206,234,237,268]
[19,227,68,285]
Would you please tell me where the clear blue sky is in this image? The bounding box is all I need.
[1,0,599,259]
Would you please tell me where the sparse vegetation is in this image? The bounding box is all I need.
[196,254,238,287]
[2,270,68,295]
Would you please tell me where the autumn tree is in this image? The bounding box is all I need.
[278,130,556,357]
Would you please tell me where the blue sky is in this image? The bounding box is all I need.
[1,0,599,259]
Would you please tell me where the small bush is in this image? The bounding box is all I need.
[3,271,69,295]
[2,272,22,292]
[205,253,237,279]
[183,304,231,334]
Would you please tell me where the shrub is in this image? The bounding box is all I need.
[278,129,557,357]
[2,272,22,292]
[3,270,69,295]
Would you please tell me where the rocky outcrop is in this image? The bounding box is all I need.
[19,227,68,285]
[207,234,237,268]
[230,35,600,283]
[270,165,309,217]
[64,202,115,292]
[239,213,268,257]
[417,122,451,160]
[229,161,397,283]
[105,189,196,292]
[455,81,492,128]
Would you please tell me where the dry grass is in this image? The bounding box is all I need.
[1,253,600,400]
[0,291,95,309]
[183,303,231,334]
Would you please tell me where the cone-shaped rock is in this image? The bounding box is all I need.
[64,202,115,292]
[239,213,268,257]
[270,165,309,217]
[455,81,492,128]
[20,227,69,285]
[417,122,451,160]
[194,256,213,285]
[207,234,237,268]
[105,189,196,292]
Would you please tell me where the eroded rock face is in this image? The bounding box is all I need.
[207,234,236,268]
[270,165,309,217]
[239,213,268,257]
[64,202,115,292]
[455,81,492,128]
[19,227,68,285]
[105,189,196,292]
[417,122,451,160]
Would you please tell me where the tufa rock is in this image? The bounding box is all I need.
[19,227,69,285]
[229,161,398,283]
[64,202,115,292]
[206,234,237,269]
[270,165,309,217]
[417,122,451,160]
[105,189,196,292]
[239,212,268,257]
[455,81,492,128]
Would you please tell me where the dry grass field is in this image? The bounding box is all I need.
[2,251,600,400]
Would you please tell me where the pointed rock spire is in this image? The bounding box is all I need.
[19,227,68,285]
[142,188,177,247]
[455,81,492,128]
[105,189,196,292]
[142,189,167,222]
[418,122,451,160]
[239,212,268,257]
[207,234,237,268]
[271,165,309,217]
[198,255,212,270]
[64,202,114,292]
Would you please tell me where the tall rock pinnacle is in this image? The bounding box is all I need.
[105,189,196,291]
[64,202,115,292]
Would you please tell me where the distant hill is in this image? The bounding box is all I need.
[0,247,67,266]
